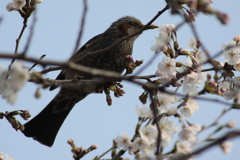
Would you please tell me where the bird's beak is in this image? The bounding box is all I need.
[143,24,158,30]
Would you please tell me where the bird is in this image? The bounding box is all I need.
[22,16,158,147]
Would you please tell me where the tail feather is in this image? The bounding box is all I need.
[22,92,87,147]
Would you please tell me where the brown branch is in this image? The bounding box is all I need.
[179,130,240,160]
[128,74,156,79]
[29,54,46,71]
[40,66,62,74]
[149,92,162,155]
[0,53,233,107]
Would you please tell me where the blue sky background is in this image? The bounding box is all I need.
[1,0,240,160]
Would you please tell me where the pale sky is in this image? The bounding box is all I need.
[1,0,240,160]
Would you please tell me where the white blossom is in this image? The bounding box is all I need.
[195,51,207,64]
[151,24,175,52]
[178,126,197,142]
[5,154,14,160]
[187,36,197,49]
[135,106,153,119]
[182,71,206,95]
[218,81,231,90]
[234,63,240,71]
[139,125,157,143]
[167,107,178,116]
[6,3,15,11]
[161,131,172,148]
[0,61,30,104]
[157,91,178,113]
[159,117,178,140]
[176,141,192,153]
[222,41,240,65]
[12,0,26,10]
[184,50,207,72]
[159,24,176,36]
[114,133,132,150]
[227,120,235,128]
[151,36,168,52]
[233,76,240,90]
[180,99,199,118]
[132,136,150,154]
[189,123,201,132]
[223,89,240,100]
[155,57,176,78]
[9,61,30,90]
[220,141,232,154]
[0,152,3,160]
[145,142,157,155]
[220,76,240,100]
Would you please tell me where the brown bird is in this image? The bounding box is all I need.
[22,16,158,147]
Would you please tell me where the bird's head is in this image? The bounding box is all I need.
[108,16,158,37]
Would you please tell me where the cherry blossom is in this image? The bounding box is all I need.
[182,71,206,95]
[139,125,157,143]
[155,57,176,79]
[114,133,132,150]
[157,91,178,113]
[220,141,232,154]
[176,141,192,153]
[180,99,199,118]
[135,106,153,119]
[151,24,175,52]
[222,41,240,65]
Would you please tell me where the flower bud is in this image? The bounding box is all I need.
[90,145,98,150]
[219,141,232,154]
[226,121,235,128]
[233,35,240,43]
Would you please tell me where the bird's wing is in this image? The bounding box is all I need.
[49,33,104,91]
[70,33,104,62]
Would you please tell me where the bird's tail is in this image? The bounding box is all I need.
[22,89,87,147]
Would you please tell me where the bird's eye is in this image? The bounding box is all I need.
[128,22,135,26]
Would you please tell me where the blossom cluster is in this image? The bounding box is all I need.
[113,22,237,158]
[6,0,42,12]
[0,61,30,104]
[114,98,232,159]
[114,115,178,155]
[114,101,201,158]
[217,37,240,100]
[115,93,200,156]
[0,152,14,160]
[151,24,175,53]
[152,24,207,95]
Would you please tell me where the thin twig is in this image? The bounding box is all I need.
[10,5,29,67]
[178,130,240,160]
[29,54,46,71]
[22,8,37,55]
[72,0,88,55]
[149,92,162,155]
[112,150,125,160]
[40,66,62,74]
[95,147,113,160]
